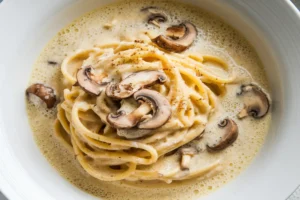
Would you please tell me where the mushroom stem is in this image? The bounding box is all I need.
[237,109,248,119]
[107,103,152,129]
[180,147,197,170]
[181,155,192,170]
[150,20,161,28]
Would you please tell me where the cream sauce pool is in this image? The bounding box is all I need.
[26,0,271,199]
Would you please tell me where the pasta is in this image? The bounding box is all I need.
[55,41,233,182]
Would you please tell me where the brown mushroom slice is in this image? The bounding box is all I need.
[77,66,109,96]
[152,22,197,53]
[106,71,167,99]
[26,83,57,108]
[141,6,167,27]
[107,102,152,129]
[207,118,238,152]
[180,147,197,170]
[107,89,172,131]
[237,84,270,119]
[134,89,172,129]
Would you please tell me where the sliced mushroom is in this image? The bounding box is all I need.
[134,89,171,129]
[107,89,172,137]
[152,22,197,53]
[26,83,57,108]
[141,6,167,27]
[106,71,167,99]
[77,65,109,96]
[107,102,152,129]
[207,118,238,152]
[180,147,197,170]
[237,84,270,119]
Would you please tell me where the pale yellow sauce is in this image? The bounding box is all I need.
[26,0,271,199]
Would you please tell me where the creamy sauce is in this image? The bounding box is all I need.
[26,0,271,199]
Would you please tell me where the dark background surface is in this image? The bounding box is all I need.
[0,0,299,199]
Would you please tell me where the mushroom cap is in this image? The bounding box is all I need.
[237,84,270,119]
[134,89,172,129]
[141,6,167,27]
[26,83,57,109]
[106,70,167,99]
[207,118,238,152]
[77,66,109,96]
[107,89,172,130]
[152,22,197,53]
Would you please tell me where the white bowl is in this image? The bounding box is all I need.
[0,0,300,199]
